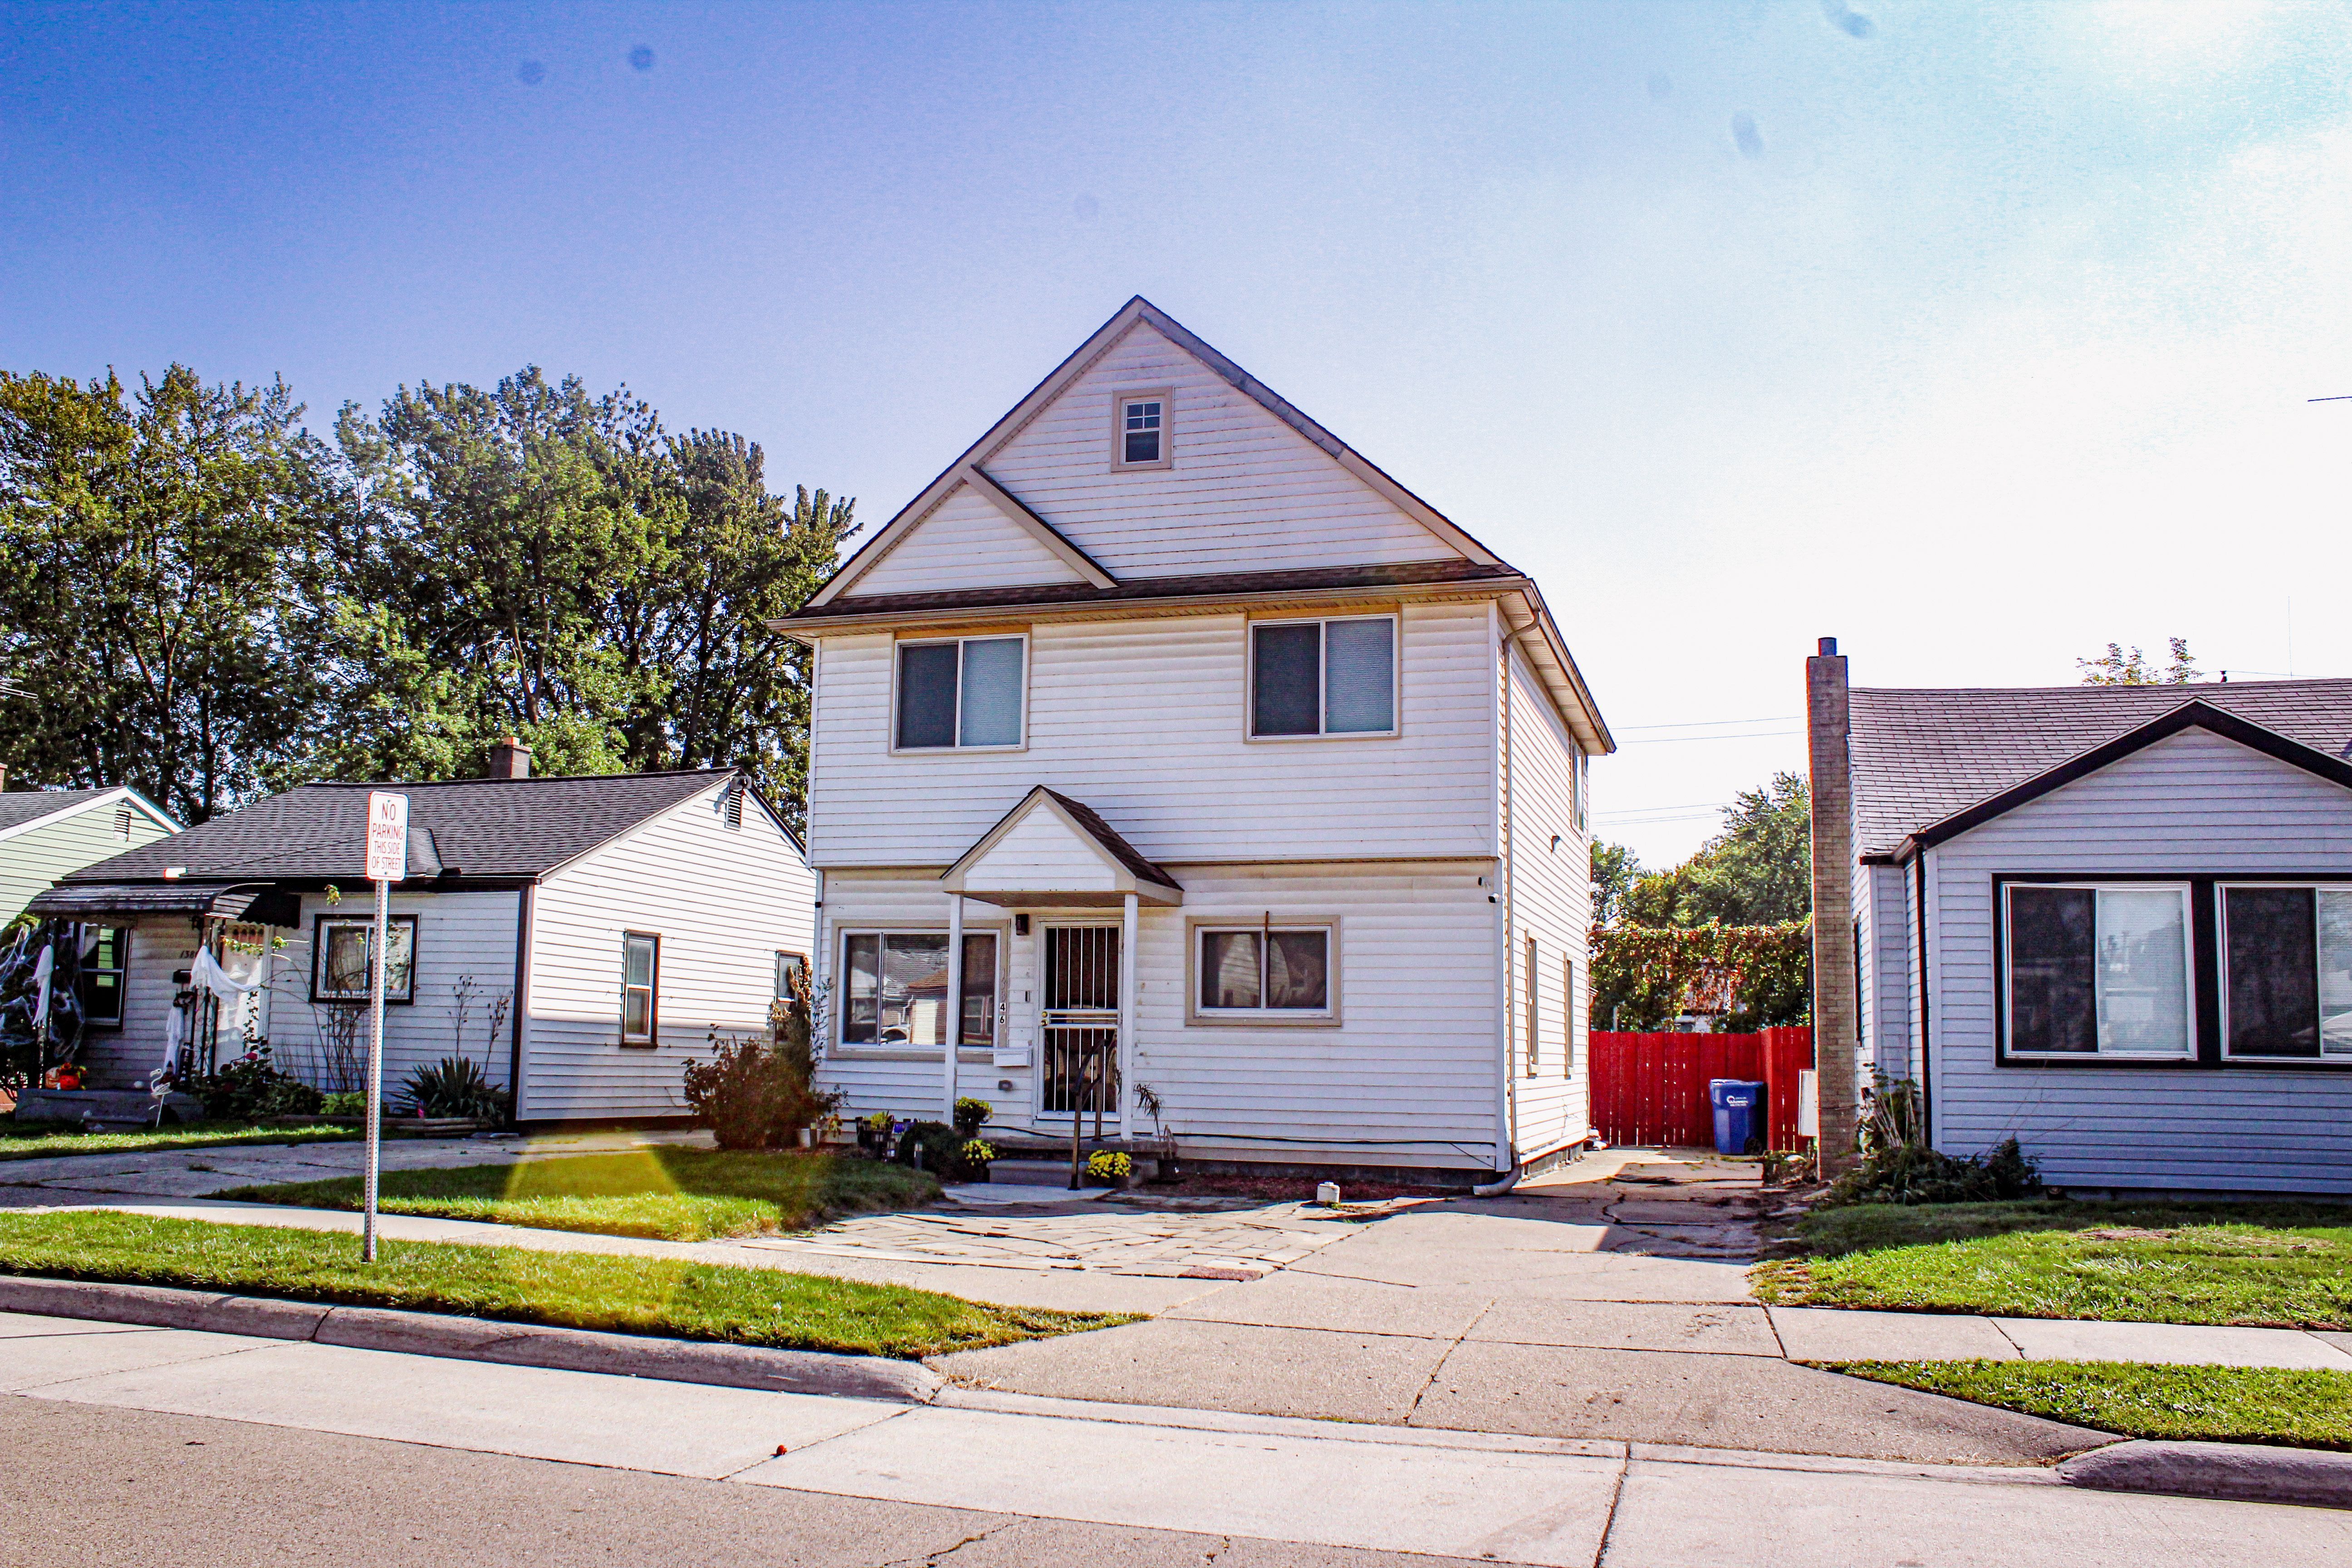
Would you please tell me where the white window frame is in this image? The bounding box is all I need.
[889,632,1029,754]
[2217,881,2352,1064]
[1999,881,2195,1060]
[80,925,130,1029]
[1525,935,1540,1074]
[621,931,660,1047]
[1245,614,1400,742]
[835,925,1006,1056]
[1185,918,1341,1026]
[1112,387,1172,470]
[312,913,418,1005]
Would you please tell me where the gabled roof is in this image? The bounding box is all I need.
[941,786,1183,907]
[56,770,749,887]
[1851,679,2352,862]
[0,785,179,845]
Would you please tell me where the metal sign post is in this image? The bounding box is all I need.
[361,792,408,1263]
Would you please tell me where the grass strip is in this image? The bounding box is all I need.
[213,1148,940,1243]
[1828,1359,2352,1451]
[1753,1198,2352,1328]
[0,1120,360,1162]
[0,1210,1123,1360]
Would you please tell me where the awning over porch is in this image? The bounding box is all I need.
[941,787,1181,908]
[25,879,304,928]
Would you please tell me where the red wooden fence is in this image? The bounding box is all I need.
[1589,1027,1813,1151]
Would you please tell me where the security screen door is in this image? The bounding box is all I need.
[1040,925,1119,1119]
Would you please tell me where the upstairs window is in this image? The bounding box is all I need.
[1250,616,1396,738]
[1117,394,1167,466]
[2002,884,2190,1058]
[895,635,1026,750]
[2221,884,2352,1060]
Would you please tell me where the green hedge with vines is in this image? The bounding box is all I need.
[1589,919,1811,1032]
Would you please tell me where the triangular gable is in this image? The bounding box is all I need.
[850,476,1110,597]
[1887,700,2352,863]
[810,297,1504,606]
[0,785,180,848]
[942,787,1182,907]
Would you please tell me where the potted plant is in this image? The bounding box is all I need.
[959,1138,996,1180]
[1084,1149,1133,1190]
[953,1096,992,1138]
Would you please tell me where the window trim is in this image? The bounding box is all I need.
[1111,387,1173,470]
[620,931,661,1047]
[2217,881,2352,1065]
[889,632,1030,755]
[1524,935,1540,1075]
[831,924,1010,1058]
[1997,880,2195,1063]
[1184,916,1342,1027]
[79,925,130,1030]
[1244,613,1401,743]
[309,912,419,1005]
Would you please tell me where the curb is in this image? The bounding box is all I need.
[0,1274,940,1404]
[2060,1439,2352,1510]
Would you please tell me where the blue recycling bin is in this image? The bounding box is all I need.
[1710,1078,1766,1156]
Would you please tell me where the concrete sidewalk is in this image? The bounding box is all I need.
[6,1307,2346,1566]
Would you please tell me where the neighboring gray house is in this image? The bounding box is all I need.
[1827,665,2352,1196]
[0,787,179,925]
[30,746,813,1126]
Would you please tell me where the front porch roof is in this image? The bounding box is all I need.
[941,787,1182,908]
[26,879,304,927]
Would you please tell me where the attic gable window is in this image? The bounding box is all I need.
[1115,392,1169,468]
[895,635,1026,750]
[1250,616,1397,739]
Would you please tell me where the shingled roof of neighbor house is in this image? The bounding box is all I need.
[56,770,745,887]
[0,788,125,833]
[1850,677,2352,858]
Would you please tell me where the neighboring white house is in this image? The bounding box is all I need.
[1826,660,2352,1196]
[32,743,813,1126]
[775,296,1614,1183]
[0,786,180,926]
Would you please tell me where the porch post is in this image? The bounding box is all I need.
[944,894,965,1125]
[1118,892,1138,1139]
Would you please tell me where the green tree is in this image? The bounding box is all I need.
[2078,637,2201,685]
[1590,842,1646,925]
[0,367,321,821]
[1614,773,1812,931]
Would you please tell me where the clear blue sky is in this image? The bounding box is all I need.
[6,1,2348,863]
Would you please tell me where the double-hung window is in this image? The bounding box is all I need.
[313,914,417,1004]
[622,932,660,1045]
[1195,923,1333,1019]
[895,636,1025,750]
[958,931,1000,1048]
[1250,616,1396,738]
[79,926,128,1028]
[1116,393,1168,466]
[1524,936,1540,1073]
[2001,883,2192,1058]
[2220,884,2352,1060]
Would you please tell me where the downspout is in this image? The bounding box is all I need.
[1491,608,1518,1181]
[508,884,534,1123]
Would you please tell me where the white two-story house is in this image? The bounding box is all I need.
[778,297,1612,1185]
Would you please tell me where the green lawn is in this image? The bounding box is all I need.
[213,1148,940,1242]
[1831,1359,2352,1451]
[0,1118,359,1162]
[1753,1198,2352,1327]
[0,1210,1119,1359]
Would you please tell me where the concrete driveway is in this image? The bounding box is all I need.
[934,1150,2107,1465]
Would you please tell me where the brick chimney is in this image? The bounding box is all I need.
[487,736,532,780]
[1807,637,1860,1177]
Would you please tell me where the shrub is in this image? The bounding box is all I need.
[682,1031,837,1151]
[398,1057,511,1121]
[895,1119,963,1175]
[953,1097,992,1137]
[184,1044,324,1121]
[1822,1137,2043,1207]
[320,1092,364,1117]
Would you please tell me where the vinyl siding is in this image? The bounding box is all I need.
[808,598,1499,867]
[851,482,1088,596]
[1857,862,1912,1081]
[814,862,1502,1173]
[521,782,815,1122]
[1504,638,1590,1162]
[0,798,176,924]
[1928,726,2352,1194]
[965,320,1460,581]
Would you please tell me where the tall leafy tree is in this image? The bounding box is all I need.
[2078,637,2202,685]
[1590,842,1646,925]
[0,367,318,821]
[1612,771,1812,929]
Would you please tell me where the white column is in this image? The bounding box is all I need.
[1118,892,1139,1138]
[944,893,965,1124]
